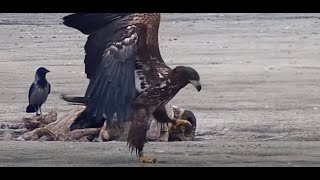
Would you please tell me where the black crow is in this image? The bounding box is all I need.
[26,67,51,116]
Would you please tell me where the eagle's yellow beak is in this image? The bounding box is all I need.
[190,80,202,92]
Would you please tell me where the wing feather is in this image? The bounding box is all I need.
[48,83,51,94]
[28,82,35,101]
[85,31,138,124]
[63,13,162,80]
[62,13,168,126]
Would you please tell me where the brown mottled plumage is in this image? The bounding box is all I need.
[62,13,201,163]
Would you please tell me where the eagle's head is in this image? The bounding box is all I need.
[173,66,201,92]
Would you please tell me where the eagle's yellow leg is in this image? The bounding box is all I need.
[174,119,192,128]
[138,151,156,163]
[139,156,157,163]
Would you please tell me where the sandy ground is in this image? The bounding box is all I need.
[0,13,320,167]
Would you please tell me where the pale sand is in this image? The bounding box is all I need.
[0,13,320,166]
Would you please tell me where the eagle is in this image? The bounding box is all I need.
[62,13,202,163]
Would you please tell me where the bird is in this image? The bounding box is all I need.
[26,67,51,116]
[62,13,202,163]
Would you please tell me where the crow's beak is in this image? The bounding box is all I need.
[190,80,202,92]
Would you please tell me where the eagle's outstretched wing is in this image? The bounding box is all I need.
[63,13,163,80]
[63,13,167,125]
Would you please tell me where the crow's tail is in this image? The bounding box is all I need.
[26,104,37,113]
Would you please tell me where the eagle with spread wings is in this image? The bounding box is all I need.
[62,13,201,163]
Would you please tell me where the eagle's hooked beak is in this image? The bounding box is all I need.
[190,80,202,92]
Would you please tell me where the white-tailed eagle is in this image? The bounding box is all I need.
[62,13,201,163]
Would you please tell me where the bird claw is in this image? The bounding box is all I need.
[175,119,192,128]
[139,156,157,163]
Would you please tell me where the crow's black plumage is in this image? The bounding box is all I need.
[26,67,51,116]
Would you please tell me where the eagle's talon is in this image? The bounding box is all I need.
[175,119,192,128]
[139,156,157,163]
